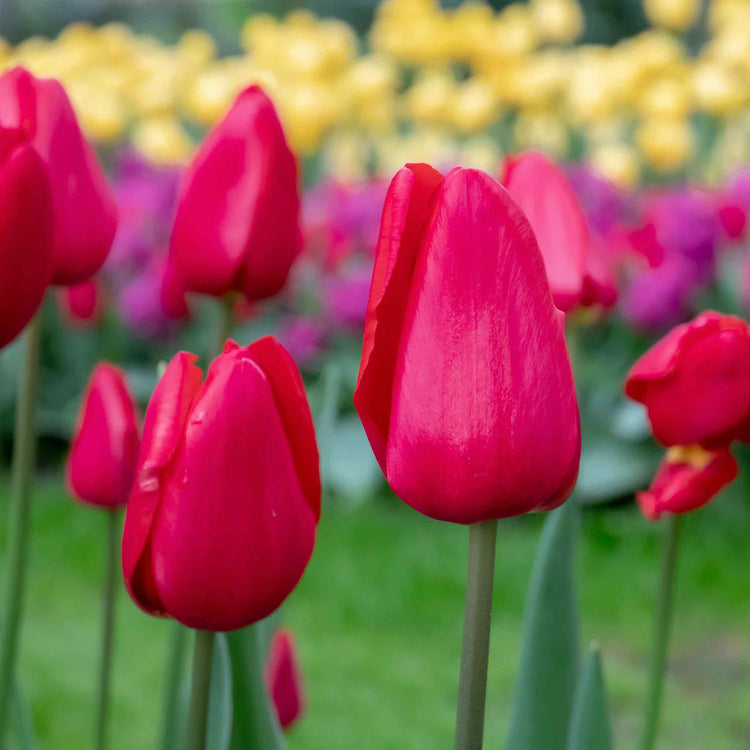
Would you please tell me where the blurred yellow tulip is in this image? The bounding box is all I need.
[450,78,499,133]
[589,142,640,188]
[643,0,700,31]
[693,60,747,116]
[178,29,217,68]
[637,116,695,171]
[531,0,585,43]
[638,75,692,119]
[132,115,194,165]
[404,70,454,123]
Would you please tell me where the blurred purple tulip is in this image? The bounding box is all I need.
[622,252,700,331]
[566,164,628,235]
[102,150,184,336]
[645,189,721,279]
[278,316,327,368]
[324,265,373,329]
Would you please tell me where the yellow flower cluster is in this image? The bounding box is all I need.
[0,0,747,185]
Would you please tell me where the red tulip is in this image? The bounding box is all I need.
[579,233,619,310]
[625,311,750,448]
[67,363,140,508]
[58,279,103,326]
[169,86,301,302]
[266,629,305,730]
[354,165,581,524]
[0,68,117,286]
[0,121,54,348]
[121,337,320,631]
[637,445,738,520]
[501,151,590,313]
[158,257,190,322]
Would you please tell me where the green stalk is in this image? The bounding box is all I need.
[454,519,498,750]
[187,630,215,750]
[214,296,235,359]
[0,314,42,739]
[93,509,120,750]
[158,622,188,750]
[641,514,682,750]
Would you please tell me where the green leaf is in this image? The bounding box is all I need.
[226,623,286,750]
[324,416,382,503]
[506,502,581,750]
[567,644,613,750]
[11,680,35,750]
[207,634,233,750]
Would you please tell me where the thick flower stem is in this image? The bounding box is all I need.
[94,509,120,750]
[188,630,215,750]
[641,514,682,750]
[0,314,42,739]
[158,621,188,750]
[454,519,498,750]
[215,296,235,359]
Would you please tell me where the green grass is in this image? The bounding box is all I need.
[1,477,749,749]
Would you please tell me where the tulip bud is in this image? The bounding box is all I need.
[501,151,591,313]
[625,311,750,448]
[122,337,320,631]
[0,68,118,286]
[169,86,301,303]
[0,121,54,348]
[354,165,581,524]
[266,628,306,730]
[58,279,104,327]
[637,445,737,520]
[67,363,140,508]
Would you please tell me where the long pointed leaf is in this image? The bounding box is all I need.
[226,623,286,750]
[567,644,613,750]
[506,501,581,750]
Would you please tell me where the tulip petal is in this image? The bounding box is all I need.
[67,363,140,507]
[502,152,589,313]
[0,143,54,348]
[147,355,316,630]
[246,337,321,520]
[15,70,118,285]
[353,163,444,471]
[625,312,750,446]
[637,447,738,520]
[170,86,299,301]
[122,351,203,615]
[386,169,580,523]
[265,629,305,730]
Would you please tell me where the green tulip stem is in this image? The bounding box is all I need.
[0,313,42,739]
[215,296,235,359]
[641,514,683,750]
[158,621,188,750]
[94,508,120,750]
[188,630,215,750]
[455,519,498,750]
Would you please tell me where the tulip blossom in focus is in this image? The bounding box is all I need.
[170,86,301,302]
[58,280,104,327]
[625,311,750,448]
[67,363,140,508]
[0,68,117,286]
[354,164,580,524]
[501,151,590,313]
[0,116,54,348]
[122,337,320,631]
[266,629,306,730]
[637,445,738,520]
